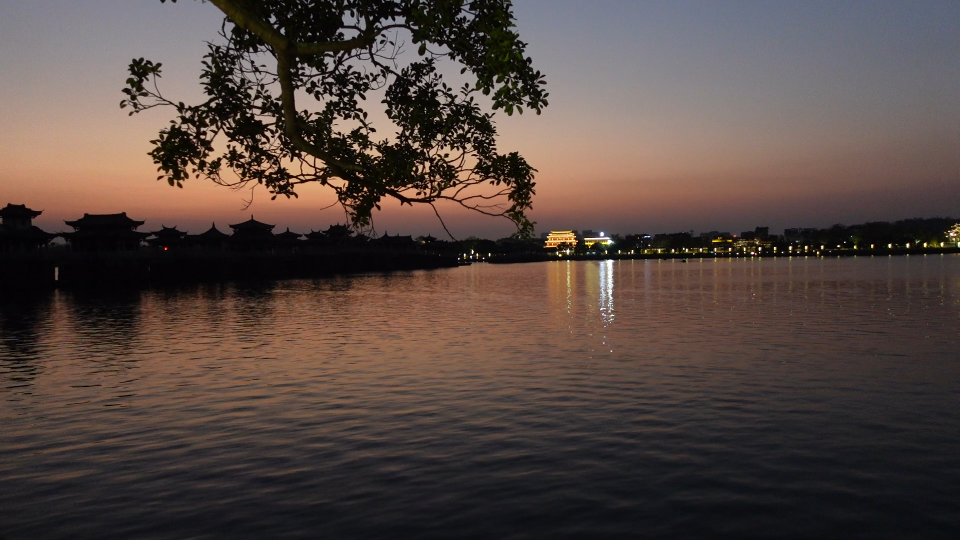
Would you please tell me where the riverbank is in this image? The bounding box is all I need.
[0,249,459,289]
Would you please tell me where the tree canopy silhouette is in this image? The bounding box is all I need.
[122,0,547,237]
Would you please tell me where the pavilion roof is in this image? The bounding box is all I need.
[0,203,42,218]
[376,232,414,244]
[61,230,150,240]
[323,224,353,239]
[275,227,302,240]
[149,225,187,238]
[228,215,275,232]
[195,223,229,239]
[65,212,145,230]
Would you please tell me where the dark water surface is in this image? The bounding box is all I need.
[2,256,959,539]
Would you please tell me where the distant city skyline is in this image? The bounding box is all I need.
[2,1,958,238]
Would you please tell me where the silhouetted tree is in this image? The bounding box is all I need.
[552,240,575,253]
[123,0,548,237]
[573,237,587,256]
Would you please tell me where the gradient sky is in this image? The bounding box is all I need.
[1,1,958,238]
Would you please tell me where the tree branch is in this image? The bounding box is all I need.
[209,0,382,55]
[275,51,363,173]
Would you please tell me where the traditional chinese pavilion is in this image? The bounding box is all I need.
[146,226,188,251]
[373,232,415,250]
[322,224,356,245]
[188,223,230,251]
[274,228,303,251]
[0,203,55,252]
[228,216,276,251]
[61,212,150,252]
[303,229,329,246]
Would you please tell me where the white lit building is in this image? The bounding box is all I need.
[583,232,613,247]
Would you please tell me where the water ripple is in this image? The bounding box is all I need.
[1,256,959,539]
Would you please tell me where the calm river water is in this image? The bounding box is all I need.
[2,256,959,539]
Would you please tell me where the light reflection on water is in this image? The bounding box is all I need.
[2,256,960,539]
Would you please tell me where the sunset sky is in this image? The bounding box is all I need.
[1,1,958,239]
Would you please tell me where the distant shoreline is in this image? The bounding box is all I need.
[488,247,960,264]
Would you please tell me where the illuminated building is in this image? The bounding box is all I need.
[545,230,577,249]
[583,232,613,247]
[711,236,734,253]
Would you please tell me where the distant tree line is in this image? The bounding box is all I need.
[605,217,959,254]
